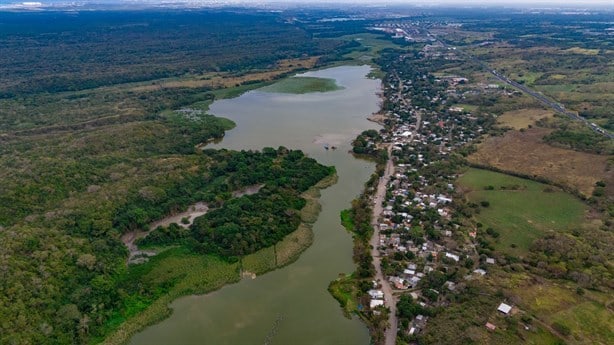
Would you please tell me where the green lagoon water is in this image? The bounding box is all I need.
[130,65,381,345]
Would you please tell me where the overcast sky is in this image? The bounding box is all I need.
[1,0,612,7]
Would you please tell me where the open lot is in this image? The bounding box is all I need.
[458,168,587,257]
[469,128,612,196]
[496,108,554,130]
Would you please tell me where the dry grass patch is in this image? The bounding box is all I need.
[130,57,319,92]
[563,47,600,55]
[469,128,612,196]
[496,108,554,130]
[275,224,314,267]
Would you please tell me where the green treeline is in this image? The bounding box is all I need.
[137,148,334,259]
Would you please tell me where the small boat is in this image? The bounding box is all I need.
[324,144,329,150]
[331,146,337,150]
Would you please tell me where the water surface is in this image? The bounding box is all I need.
[130,65,381,345]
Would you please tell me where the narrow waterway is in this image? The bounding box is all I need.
[129,65,381,345]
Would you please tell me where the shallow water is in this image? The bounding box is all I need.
[130,65,381,345]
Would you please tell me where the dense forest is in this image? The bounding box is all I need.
[0,144,333,344]
[0,10,340,97]
[0,9,346,344]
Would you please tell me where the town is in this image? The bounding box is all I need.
[359,31,520,344]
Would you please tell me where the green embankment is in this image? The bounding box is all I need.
[261,76,342,94]
[457,168,586,256]
[102,172,337,345]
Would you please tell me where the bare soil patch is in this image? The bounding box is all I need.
[469,127,612,196]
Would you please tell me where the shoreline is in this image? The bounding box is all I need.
[102,172,338,345]
[107,63,380,345]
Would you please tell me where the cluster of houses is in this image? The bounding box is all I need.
[365,45,507,338]
[368,22,434,43]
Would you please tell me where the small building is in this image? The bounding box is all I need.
[486,258,495,264]
[485,322,496,331]
[368,289,384,299]
[498,303,512,315]
[473,269,487,276]
[445,252,460,262]
[370,299,385,309]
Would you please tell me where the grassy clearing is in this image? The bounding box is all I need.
[512,279,614,345]
[551,301,614,343]
[496,108,554,130]
[340,209,354,232]
[458,168,586,256]
[328,274,360,318]
[563,47,600,55]
[128,57,319,93]
[260,76,342,94]
[469,127,611,196]
[331,33,405,74]
[454,103,479,113]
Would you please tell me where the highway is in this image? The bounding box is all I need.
[429,34,613,139]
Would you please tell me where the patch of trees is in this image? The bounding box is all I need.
[352,129,383,156]
[191,187,304,258]
[134,148,333,258]
[544,129,613,155]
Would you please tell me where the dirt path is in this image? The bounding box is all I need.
[370,144,398,345]
[370,75,421,344]
[121,202,209,264]
[121,185,263,265]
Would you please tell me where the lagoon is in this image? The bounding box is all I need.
[129,65,381,345]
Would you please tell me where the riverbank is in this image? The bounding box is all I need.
[128,65,378,345]
[102,173,337,345]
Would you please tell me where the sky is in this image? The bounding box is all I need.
[1,0,612,7]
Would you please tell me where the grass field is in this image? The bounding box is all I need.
[496,108,554,130]
[511,277,614,345]
[469,128,612,196]
[330,33,406,77]
[260,76,342,94]
[458,168,586,256]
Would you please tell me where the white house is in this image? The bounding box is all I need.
[497,303,512,315]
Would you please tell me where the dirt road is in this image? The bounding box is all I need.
[369,144,398,345]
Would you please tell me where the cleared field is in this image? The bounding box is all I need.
[469,127,612,196]
[512,279,614,345]
[458,168,586,256]
[260,76,342,94]
[496,108,554,130]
